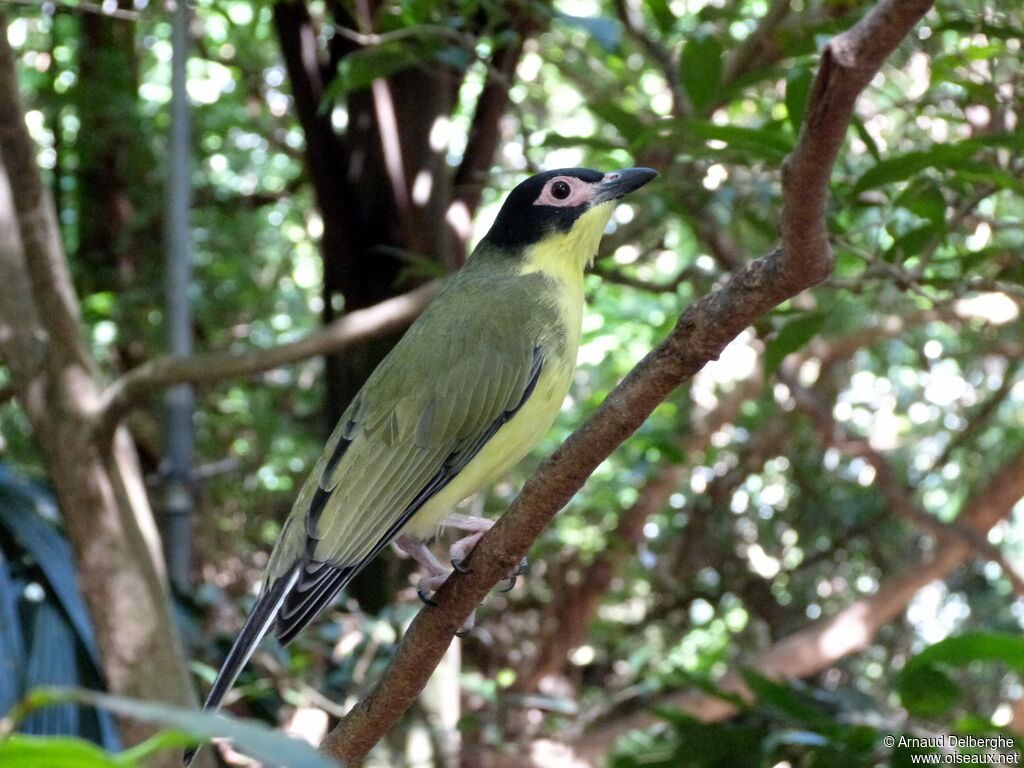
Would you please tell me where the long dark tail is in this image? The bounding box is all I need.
[183,567,299,766]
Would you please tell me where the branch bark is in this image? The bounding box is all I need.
[318,0,935,763]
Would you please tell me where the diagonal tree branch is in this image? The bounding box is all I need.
[318,0,936,763]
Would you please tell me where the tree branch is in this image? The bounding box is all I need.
[722,0,792,84]
[93,281,440,442]
[0,16,91,374]
[613,0,690,118]
[318,0,935,763]
[452,18,533,220]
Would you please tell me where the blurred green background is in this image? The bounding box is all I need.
[0,0,1021,766]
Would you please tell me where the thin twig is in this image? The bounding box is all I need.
[3,0,140,21]
[91,281,440,444]
[613,0,690,118]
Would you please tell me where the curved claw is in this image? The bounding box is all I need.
[455,627,471,638]
[451,558,473,575]
[417,588,438,607]
[498,575,517,593]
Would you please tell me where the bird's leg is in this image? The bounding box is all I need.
[394,533,478,635]
[394,534,449,607]
[441,513,528,591]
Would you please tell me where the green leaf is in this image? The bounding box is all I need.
[764,312,826,377]
[24,688,337,768]
[908,632,1024,671]
[590,102,648,143]
[541,133,623,152]
[895,180,947,226]
[883,222,942,263]
[674,120,793,161]
[851,135,1024,194]
[740,670,828,725]
[784,67,813,134]
[0,735,125,768]
[898,633,1024,718]
[897,663,962,718]
[335,43,422,93]
[854,143,977,194]
[680,36,723,113]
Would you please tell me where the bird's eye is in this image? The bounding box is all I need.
[551,180,572,200]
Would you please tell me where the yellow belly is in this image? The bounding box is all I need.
[403,351,575,537]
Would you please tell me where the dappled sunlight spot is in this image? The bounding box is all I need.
[284,706,329,747]
[570,645,595,666]
[746,543,781,579]
[955,292,1020,325]
[855,574,877,594]
[613,244,640,264]
[187,60,236,105]
[614,203,635,225]
[905,51,931,100]
[446,199,473,243]
[691,330,759,410]
[923,362,969,408]
[992,703,1015,728]
[412,170,433,206]
[690,465,715,494]
[530,739,590,768]
[856,463,876,486]
[578,332,621,365]
[908,400,938,424]
[966,220,993,250]
[703,163,729,191]
[823,447,841,471]
[542,146,586,169]
[862,112,892,153]
[731,488,749,514]
[305,213,323,240]
[429,115,451,152]
[907,583,971,645]
[517,50,542,82]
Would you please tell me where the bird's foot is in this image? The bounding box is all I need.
[443,516,528,591]
[395,521,528,636]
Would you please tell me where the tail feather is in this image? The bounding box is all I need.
[183,567,299,766]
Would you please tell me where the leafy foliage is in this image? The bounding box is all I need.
[0,687,334,767]
[0,467,119,750]
[2,0,1023,765]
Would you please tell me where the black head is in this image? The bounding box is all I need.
[482,167,657,250]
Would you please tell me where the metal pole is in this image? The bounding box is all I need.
[163,0,194,593]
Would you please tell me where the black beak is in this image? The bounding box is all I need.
[591,167,658,205]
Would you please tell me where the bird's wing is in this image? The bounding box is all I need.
[274,307,545,640]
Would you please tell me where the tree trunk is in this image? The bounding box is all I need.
[0,23,203,765]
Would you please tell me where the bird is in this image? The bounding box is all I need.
[187,166,656,761]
